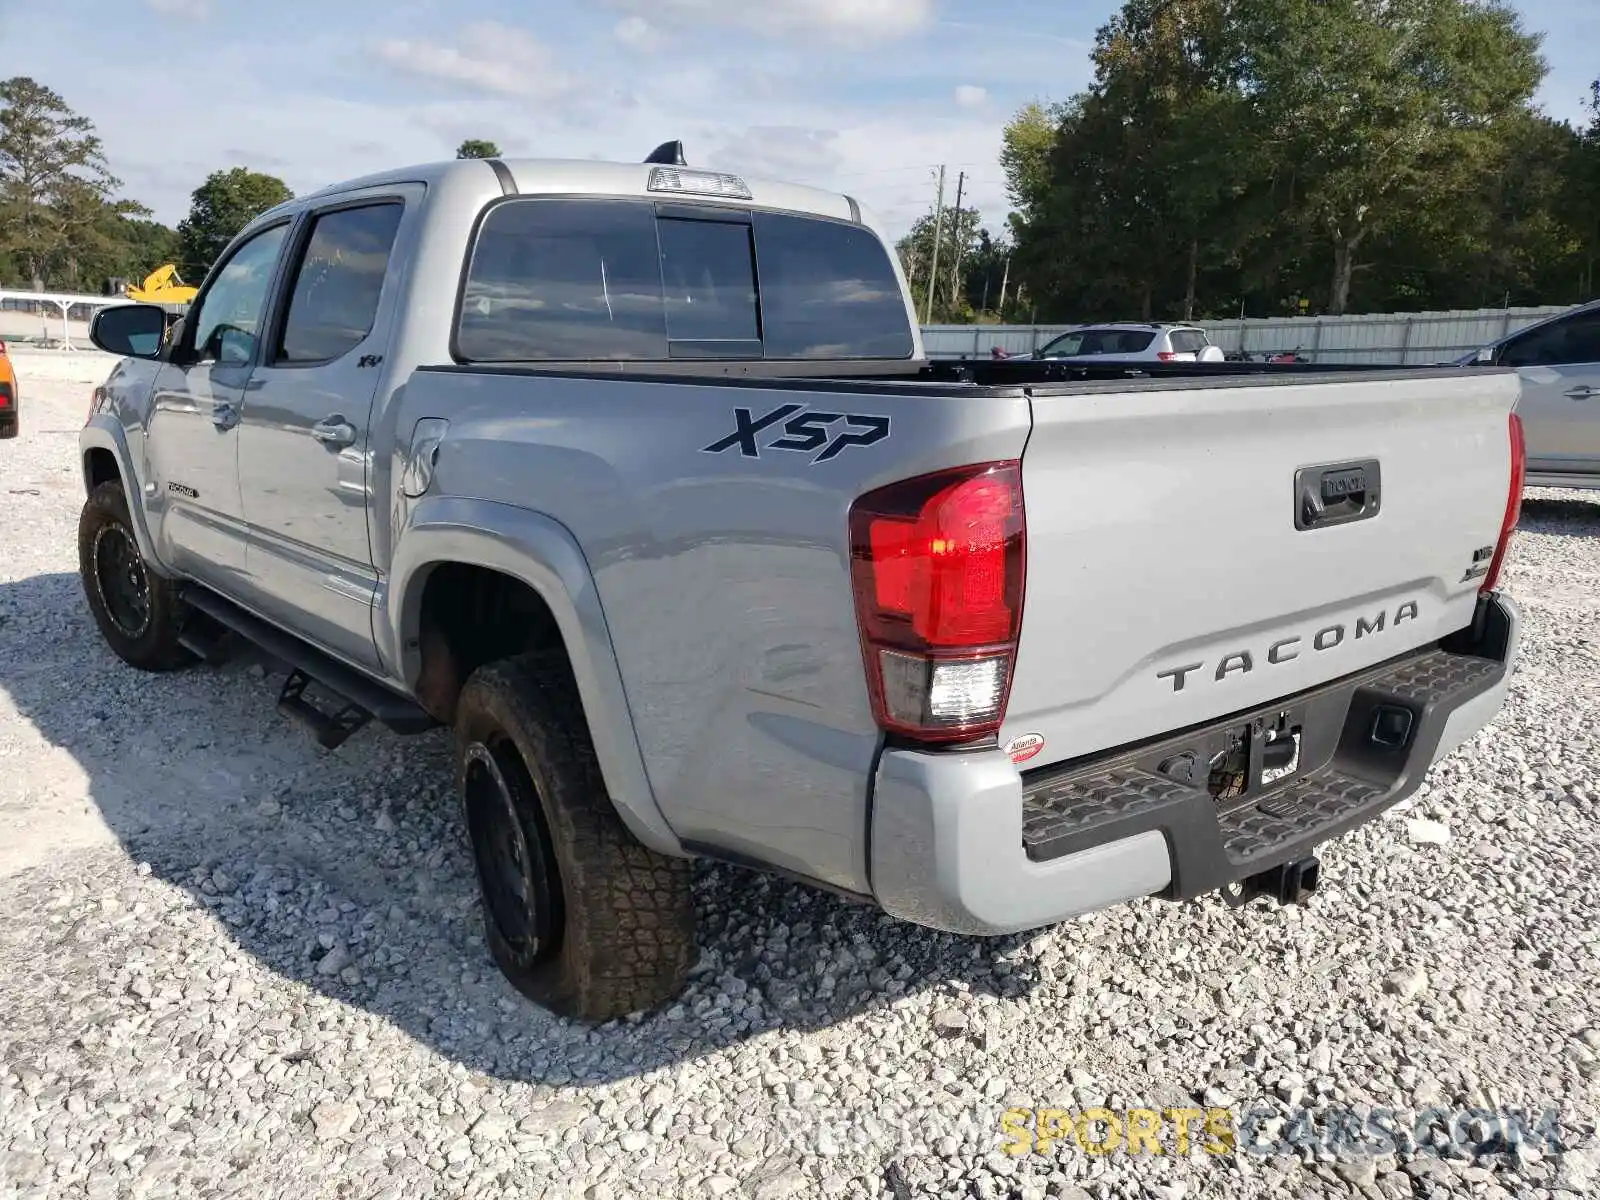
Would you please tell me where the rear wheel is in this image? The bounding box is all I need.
[78,481,193,671]
[454,652,696,1021]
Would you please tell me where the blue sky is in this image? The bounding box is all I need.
[4,0,1596,237]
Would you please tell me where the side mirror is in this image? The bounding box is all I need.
[90,304,168,360]
[1475,346,1496,364]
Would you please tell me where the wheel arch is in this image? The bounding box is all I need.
[387,496,682,856]
[79,420,167,574]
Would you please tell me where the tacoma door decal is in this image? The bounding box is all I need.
[702,404,891,464]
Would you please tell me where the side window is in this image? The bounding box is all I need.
[276,203,404,364]
[1501,312,1600,367]
[189,224,289,365]
[1040,331,1085,357]
[752,212,914,359]
[458,199,667,361]
[1558,313,1600,364]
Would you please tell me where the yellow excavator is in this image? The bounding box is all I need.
[124,264,198,304]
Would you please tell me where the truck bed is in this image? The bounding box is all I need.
[401,358,1519,893]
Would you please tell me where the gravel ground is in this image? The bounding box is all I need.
[2,352,1599,1200]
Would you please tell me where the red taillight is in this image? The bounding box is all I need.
[0,340,8,354]
[1481,412,1525,593]
[849,462,1025,743]
[1157,351,1178,361]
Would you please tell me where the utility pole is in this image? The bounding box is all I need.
[996,255,1011,320]
[946,171,966,313]
[923,165,946,326]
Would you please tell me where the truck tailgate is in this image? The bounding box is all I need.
[1003,369,1521,768]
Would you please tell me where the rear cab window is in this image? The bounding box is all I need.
[1169,328,1210,354]
[454,197,914,363]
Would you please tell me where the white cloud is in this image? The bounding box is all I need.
[607,0,934,41]
[374,22,572,100]
[613,16,661,49]
[708,126,845,182]
[145,0,209,16]
[954,84,988,109]
[38,11,1010,240]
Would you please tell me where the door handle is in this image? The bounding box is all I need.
[210,402,239,431]
[310,416,358,448]
[1295,459,1381,531]
[1564,385,1597,400]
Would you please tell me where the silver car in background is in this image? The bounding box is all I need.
[1461,299,1600,489]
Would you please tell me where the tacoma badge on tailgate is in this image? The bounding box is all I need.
[1156,600,1421,692]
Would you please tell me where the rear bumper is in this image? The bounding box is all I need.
[869,592,1520,935]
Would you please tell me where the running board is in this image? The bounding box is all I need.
[278,668,372,750]
[177,614,233,665]
[179,586,436,744]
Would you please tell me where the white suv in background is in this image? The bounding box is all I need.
[1031,323,1224,362]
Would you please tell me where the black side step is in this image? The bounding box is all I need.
[278,668,372,750]
[180,586,436,743]
[177,612,233,665]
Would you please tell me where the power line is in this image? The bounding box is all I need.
[831,161,997,179]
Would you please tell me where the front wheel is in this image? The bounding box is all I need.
[454,652,696,1021]
[78,481,193,672]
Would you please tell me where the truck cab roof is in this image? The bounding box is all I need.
[270,157,865,229]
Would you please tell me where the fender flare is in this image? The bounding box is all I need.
[79,418,168,575]
[385,496,682,856]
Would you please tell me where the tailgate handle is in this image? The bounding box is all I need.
[1295,459,1381,531]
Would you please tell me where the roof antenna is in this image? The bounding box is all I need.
[645,141,687,166]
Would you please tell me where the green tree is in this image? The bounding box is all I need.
[176,167,293,277]
[1008,0,1263,322]
[897,205,986,322]
[112,217,182,282]
[963,229,1015,320]
[999,102,1061,225]
[0,77,127,290]
[1566,78,1600,298]
[455,139,501,159]
[1237,0,1544,313]
[1007,0,1562,321]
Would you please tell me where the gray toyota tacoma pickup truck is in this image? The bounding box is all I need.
[80,148,1526,1020]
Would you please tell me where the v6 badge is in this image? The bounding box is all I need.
[702,404,891,464]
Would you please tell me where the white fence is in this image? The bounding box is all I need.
[1,291,135,350]
[923,305,1577,364]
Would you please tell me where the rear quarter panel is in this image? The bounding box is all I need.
[395,369,1029,893]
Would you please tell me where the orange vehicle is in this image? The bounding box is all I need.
[0,339,16,439]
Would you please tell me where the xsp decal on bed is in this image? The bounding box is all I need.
[702,404,891,464]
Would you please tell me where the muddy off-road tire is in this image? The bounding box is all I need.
[78,481,193,672]
[454,652,696,1021]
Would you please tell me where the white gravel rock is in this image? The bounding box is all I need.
[1404,818,1452,846]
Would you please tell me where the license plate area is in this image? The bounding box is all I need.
[1147,706,1313,813]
